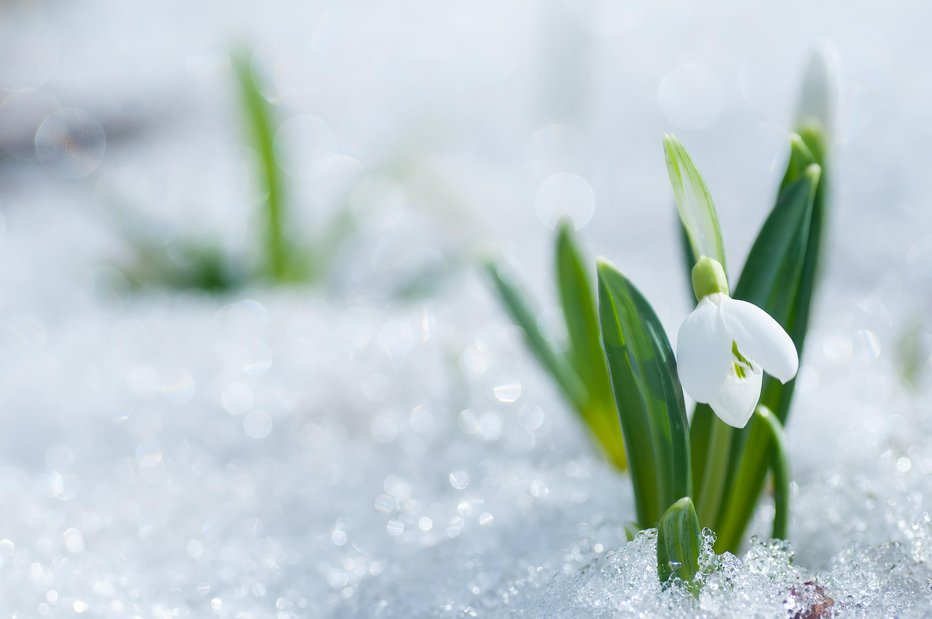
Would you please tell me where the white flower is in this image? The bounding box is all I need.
[677,292,799,428]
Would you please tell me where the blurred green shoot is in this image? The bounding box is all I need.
[232,48,298,283]
[121,238,247,293]
[116,48,362,293]
[486,220,627,470]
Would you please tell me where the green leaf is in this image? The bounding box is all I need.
[597,261,691,528]
[556,221,626,470]
[664,135,727,273]
[779,134,817,194]
[232,48,290,283]
[707,142,824,552]
[485,261,586,411]
[753,406,790,540]
[657,497,702,594]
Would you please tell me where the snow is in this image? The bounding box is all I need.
[2,0,932,616]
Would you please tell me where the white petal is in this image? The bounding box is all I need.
[720,298,799,383]
[709,365,763,428]
[676,297,732,403]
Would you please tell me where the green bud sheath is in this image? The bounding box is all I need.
[691,256,729,301]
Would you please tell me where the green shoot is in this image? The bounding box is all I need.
[657,497,702,594]
[232,48,292,283]
[556,223,626,469]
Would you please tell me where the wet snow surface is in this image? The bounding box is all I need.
[4,0,932,617]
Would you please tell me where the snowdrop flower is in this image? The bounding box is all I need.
[677,257,798,428]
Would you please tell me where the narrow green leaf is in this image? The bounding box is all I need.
[232,48,290,282]
[753,406,790,540]
[732,163,821,323]
[657,497,702,594]
[664,135,727,272]
[682,133,825,543]
[714,158,824,552]
[556,221,613,406]
[484,261,586,411]
[779,134,817,194]
[556,221,626,470]
[597,261,691,527]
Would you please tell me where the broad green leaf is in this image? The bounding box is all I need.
[598,261,690,528]
[556,221,626,470]
[664,135,727,274]
[754,406,790,540]
[485,261,586,411]
[657,497,702,594]
[232,49,290,282]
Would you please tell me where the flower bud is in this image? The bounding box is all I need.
[691,256,729,300]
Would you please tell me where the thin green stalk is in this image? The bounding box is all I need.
[695,416,731,529]
[754,406,790,539]
[714,415,771,548]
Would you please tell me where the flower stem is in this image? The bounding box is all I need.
[695,417,731,529]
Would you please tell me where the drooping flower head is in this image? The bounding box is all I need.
[677,257,799,428]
